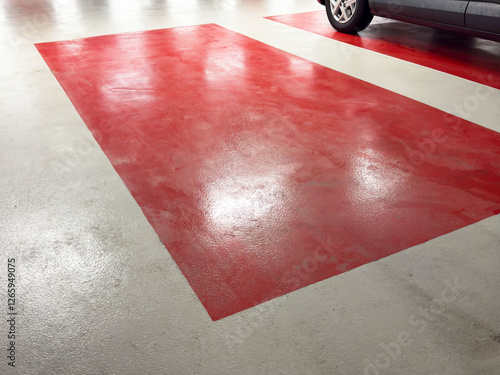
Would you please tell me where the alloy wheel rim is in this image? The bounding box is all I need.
[330,0,357,24]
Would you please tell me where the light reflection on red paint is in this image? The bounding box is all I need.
[37,24,500,320]
[268,11,500,90]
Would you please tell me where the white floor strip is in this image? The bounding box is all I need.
[221,17,500,133]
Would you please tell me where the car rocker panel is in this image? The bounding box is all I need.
[320,0,500,42]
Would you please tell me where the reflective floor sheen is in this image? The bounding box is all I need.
[3,1,500,374]
[268,11,500,89]
[36,23,500,320]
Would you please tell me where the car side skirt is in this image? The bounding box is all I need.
[370,10,500,42]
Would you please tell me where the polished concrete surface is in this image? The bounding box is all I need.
[1,1,500,374]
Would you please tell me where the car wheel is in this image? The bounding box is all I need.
[326,0,373,33]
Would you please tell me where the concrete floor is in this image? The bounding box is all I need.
[1,1,500,374]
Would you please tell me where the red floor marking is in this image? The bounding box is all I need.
[267,11,500,90]
[36,24,500,320]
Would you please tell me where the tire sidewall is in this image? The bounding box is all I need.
[326,0,369,33]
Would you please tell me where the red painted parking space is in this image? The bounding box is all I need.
[267,11,500,90]
[37,24,500,320]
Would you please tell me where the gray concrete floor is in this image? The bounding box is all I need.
[1,1,500,374]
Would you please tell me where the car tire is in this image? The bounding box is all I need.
[326,0,373,34]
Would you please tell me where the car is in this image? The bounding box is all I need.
[318,0,500,42]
